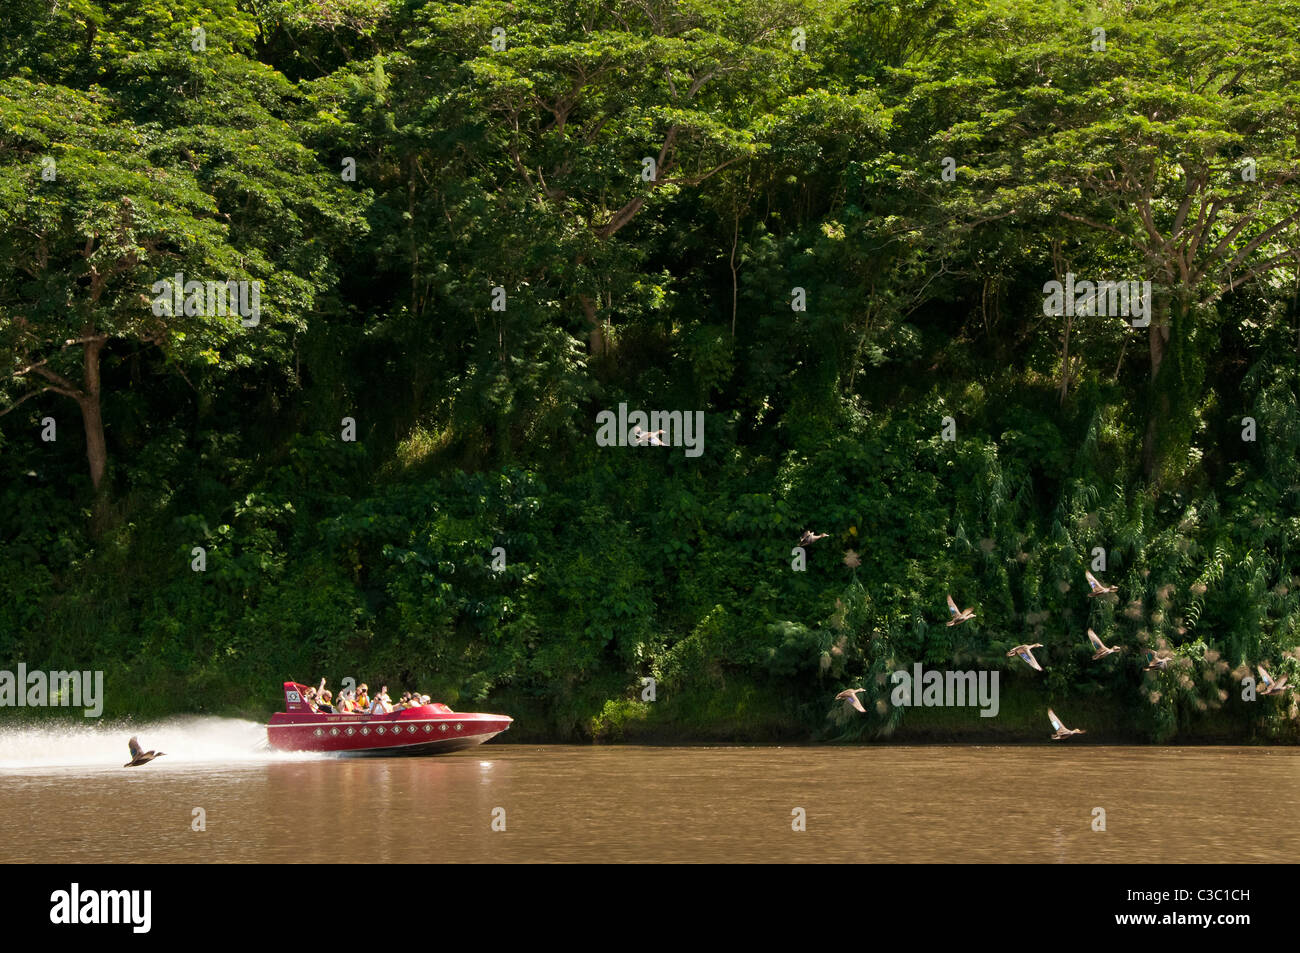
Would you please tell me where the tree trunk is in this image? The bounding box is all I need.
[1148,310,1171,380]
[1058,311,1073,404]
[79,338,108,493]
[580,293,608,356]
[1141,300,1175,482]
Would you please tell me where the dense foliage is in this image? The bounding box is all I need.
[2,0,1298,742]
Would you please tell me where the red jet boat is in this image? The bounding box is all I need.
[267,682,512,755]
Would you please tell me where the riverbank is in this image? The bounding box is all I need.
[3,677,1292,744]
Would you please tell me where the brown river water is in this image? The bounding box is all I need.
[1,717,1296,863]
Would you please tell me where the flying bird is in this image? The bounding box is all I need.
[1085,570,1118,597]
[1048,708,1086,740]
[124,737,165,768]
[946,594,975,626]
[835,688,868,713]
[798,530,829,547]
[1087,628,1121,660]
[631,426,666,446]
[1007,643,1044,671]
[1144,650,1172,671]
[1258,665,1290,696]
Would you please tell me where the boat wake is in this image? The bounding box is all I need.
[0,716,329,771]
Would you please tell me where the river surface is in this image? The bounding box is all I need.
[1,717,1295,862]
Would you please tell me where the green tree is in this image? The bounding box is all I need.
[943,0,1300,481]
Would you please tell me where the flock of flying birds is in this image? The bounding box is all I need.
[814,551,1294,740]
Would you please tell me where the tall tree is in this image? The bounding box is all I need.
[0,1,361,508]
[944,0,1300,481]
[423,0,808,353]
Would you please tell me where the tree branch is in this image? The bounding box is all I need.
[0,385,72,417]
[27,363,85,400]
[1222,249,1300,294]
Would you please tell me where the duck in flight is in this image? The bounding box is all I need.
[1085,570,1118,597]
[1048,708,1086,740]
[1144,650,1172,671]
[1007,643,1044,671]
[946,594,975,626]
[798,530,828,547]
[124,737,165,767]
[1087,628,1121,660]
[1258,665,1290,696]
[835,687,868,713]
[631,426,666,446]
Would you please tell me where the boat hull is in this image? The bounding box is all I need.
[330,733,502,756]
[267,707,512,756]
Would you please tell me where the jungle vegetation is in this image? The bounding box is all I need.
[2,0,1299,742]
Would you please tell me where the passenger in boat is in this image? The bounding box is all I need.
[420,694,431,705]
[369,687,392,714]
[355,684,370,710]
[337,691,356,714]
[309,678,334,712]
[317,689,336,713]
